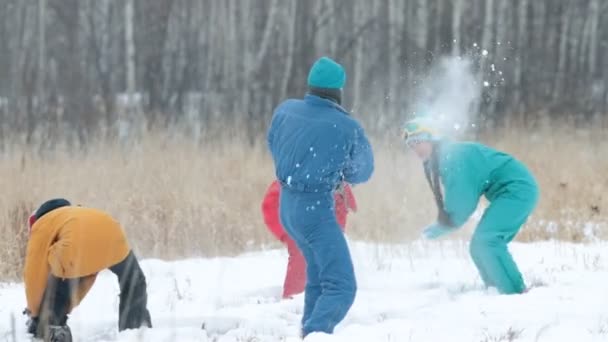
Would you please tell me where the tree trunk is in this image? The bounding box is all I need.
[451,0,462,56]
[37,0,46,114]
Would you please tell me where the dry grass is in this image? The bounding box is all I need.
[0,131,276,280]
[349,123,608,244]
[0,123,606,280]
[486,123,608,242]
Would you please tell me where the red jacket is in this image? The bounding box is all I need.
[261,180,357,242]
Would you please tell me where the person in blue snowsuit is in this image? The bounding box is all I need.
[402,117,539,294]
[266,56,374,337]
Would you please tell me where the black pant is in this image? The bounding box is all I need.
[109,250,153,331]
[37,250,152,335]
[35,277,76,335]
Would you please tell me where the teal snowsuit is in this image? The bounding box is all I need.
[426,140,539,294]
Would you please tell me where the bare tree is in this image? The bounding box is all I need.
[0,0,607,146]
[136,0,175,124]
[125,0,136,99]
[37,0,46,113]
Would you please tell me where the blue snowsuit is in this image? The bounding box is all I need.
[425,140,539,294]
[267,94,374,335]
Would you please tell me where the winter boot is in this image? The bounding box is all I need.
[45,324,72,342]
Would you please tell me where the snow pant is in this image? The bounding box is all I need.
[280,217,348,299]
[108,251,152,331]
[33,276,83,339]
[279,189,356,337]
[470,181,539,294]
[281,236,307,298]
[36,250,151,335]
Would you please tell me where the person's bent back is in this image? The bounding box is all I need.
[23,199,152,341]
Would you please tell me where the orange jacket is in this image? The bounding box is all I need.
[23,206,130,316]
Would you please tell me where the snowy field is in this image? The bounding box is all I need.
[1,239,608,342]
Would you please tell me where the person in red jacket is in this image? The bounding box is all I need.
[262,180,357,299]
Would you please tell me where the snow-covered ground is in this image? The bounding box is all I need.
[2,239,608,342]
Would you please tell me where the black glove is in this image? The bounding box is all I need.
[23,308,42,337]
[25,315,39,336]
[437,209,454,228]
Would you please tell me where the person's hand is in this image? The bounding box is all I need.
[421,222,456,240]
[24,313,39,335]
[23,308,36,334]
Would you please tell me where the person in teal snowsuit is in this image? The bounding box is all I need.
[402,117,539,294]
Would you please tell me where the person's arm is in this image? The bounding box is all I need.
[24,229,52,317]
[441,159,480,228]
[343,126,374,185]
[267,104,287,156]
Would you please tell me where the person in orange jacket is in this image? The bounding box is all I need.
[261,180,357,299]
[22,198,152,341]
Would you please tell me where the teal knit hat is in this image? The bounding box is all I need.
[307,57,346,89]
